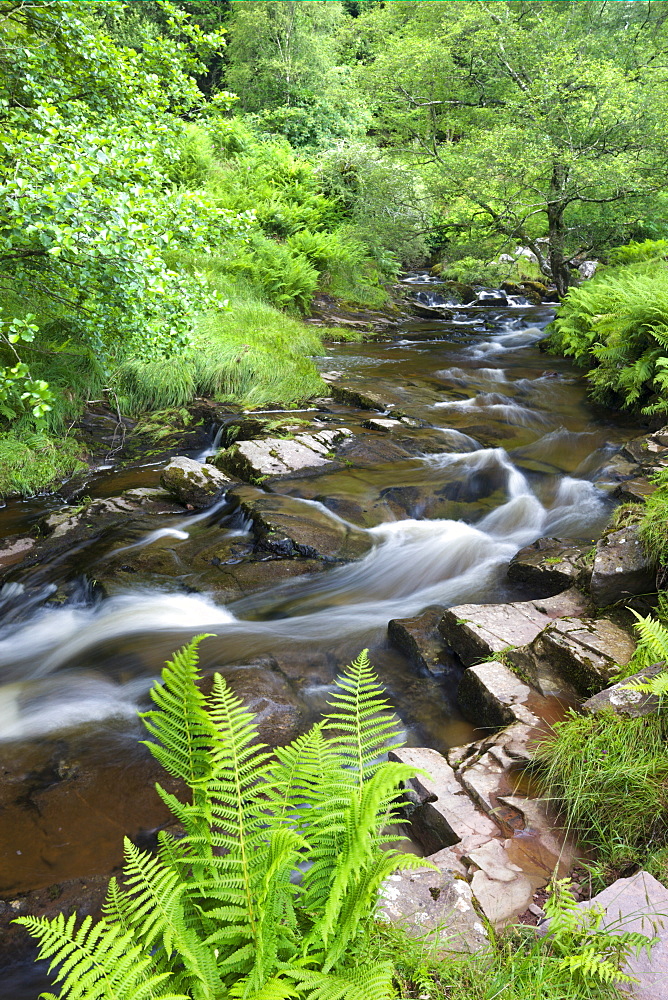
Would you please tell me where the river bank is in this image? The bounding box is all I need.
[0,276,662,995]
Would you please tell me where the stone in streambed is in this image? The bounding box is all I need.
[228,485,372,563]
[330,384,402,413]
[457,661,541,730]
[389,747,501,856]
[439,601,552,666]
[0,535,34,572]
[615,477,657,502]
[589,523,655,606]
[387,606,456,677]
[160,455,234,508]
[214,428,352,481]
[507,537,590,597]
[582,663,666,719]
[507,616,635,697]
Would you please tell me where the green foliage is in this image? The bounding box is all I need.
[608,240,668,267]
[18,640,425,1000]
[545,876,654,985]
[0,432,87,498]
[638,469,668,566]
[536,709,668,870]
[546,262,668,413]
[622,603,668,679]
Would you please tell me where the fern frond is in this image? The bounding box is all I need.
[323,650,402,790]
[284,961,395,1000]
[14,912,182,1000]
[141,635,216,788]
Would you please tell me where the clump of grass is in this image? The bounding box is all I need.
[638,467,668,565]
[373,922,620,1000]
[0,432,87,497]
[535,710,668,871]
[113,269,330,413]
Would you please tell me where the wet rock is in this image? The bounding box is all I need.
[215,429,352,481]
[160,455,234,508]
[508,616,635,697]
[387,606,455,676]
[361,417,404,432]
[389,747,501,856]
[543,871,668,1000]
[590,524,655,606]
[122,486,173,503]
[0,536,34,572]
[583,663,666,719]
[211,663,306,745]
[531,588,591,619]
[476,289,508,305]
[330,384,401,413]
[378,866,488,953]
[457,661,541,730]
[622,434,668,468]
[204,557,327,602]
[507,537,589,597]
[615,477,658,503]
[440,601,551,666]
[229,485,372,563]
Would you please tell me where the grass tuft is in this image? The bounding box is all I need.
[0,432,87,498]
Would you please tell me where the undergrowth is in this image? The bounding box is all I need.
[17,639,652,999]
[547,251,668,414]
[0,432,87,498]
[638,467,668,567]
[536,708,668,886]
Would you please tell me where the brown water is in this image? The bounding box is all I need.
[0,278,641,994]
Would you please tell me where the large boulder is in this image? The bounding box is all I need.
[590,523,655,606]
[507,537,589,597]
[160,455,234,508]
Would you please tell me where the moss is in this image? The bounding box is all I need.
[0,432,88,498]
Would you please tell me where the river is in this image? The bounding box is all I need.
[0,276,640,995]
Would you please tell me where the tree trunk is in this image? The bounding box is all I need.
[547,162,571,297]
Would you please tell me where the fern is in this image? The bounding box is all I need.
[544,876,655,985]
[17,639,418,1000]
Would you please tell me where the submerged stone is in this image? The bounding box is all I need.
[228,485,372,563]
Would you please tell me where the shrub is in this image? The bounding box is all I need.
[546,263,668,413]
[608,239,668,266]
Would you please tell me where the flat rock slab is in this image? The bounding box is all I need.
[458,661,541,730]
[507,537,588,597]
[215,428,353,480]
[509,616,636,697]
[378,866,488,953]
[0,536,34,572]
[389,747,500,855]
[228,485,372,563]
[583,663,666,719]
[440,601,551,666]
[555,871,668,999]
[590,524,655,606]
[362,417,404,432]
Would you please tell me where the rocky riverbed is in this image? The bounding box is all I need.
[0,276,663,994]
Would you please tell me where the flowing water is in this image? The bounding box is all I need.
[0,277,641,994]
